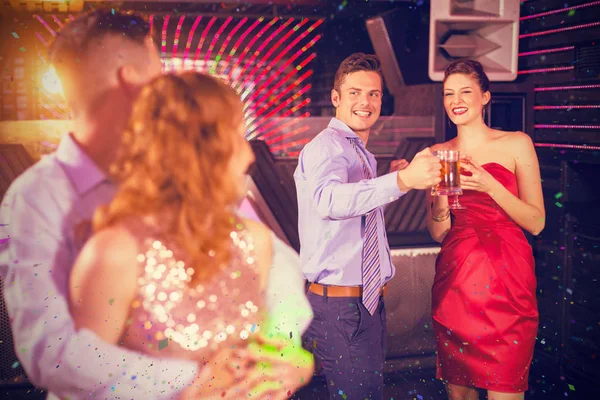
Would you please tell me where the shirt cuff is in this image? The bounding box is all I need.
[374,171,404,205]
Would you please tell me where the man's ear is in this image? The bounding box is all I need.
[117,64,143,98]
[331,89,340,107]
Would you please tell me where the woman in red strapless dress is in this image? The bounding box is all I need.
[427,60,545,400]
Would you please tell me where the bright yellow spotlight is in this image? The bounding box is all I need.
[42,67,63,95]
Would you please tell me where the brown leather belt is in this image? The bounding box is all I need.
[309,282,388,298]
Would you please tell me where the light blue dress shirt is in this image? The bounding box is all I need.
[294,118,406,287]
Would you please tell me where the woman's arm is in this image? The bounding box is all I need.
[426,190,452,243]
[241,217,273,292]
[69,226,139,344]
[461,132,545,235]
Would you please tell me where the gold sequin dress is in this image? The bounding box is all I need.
[121,226,265,359]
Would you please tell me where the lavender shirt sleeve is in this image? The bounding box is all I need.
[301,137,403,220]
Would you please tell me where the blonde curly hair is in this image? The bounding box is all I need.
[95,72,245,282]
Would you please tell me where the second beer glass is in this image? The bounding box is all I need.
[431,150,466,210]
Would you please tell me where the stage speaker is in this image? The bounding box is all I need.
[428,0,520,82]
[365,3,431,87]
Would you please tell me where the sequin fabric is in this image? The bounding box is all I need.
[121,226,265,359]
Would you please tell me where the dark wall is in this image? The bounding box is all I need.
[517,1,600,397]
[310,16,395,116]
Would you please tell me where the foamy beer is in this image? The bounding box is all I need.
[431,150,462,196]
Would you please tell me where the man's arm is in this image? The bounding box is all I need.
[0,191,197,400]
[301,138,404,220]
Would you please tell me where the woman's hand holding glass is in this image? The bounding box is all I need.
[430,150,467,210]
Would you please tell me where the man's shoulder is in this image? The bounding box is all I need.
[302,127,346,155]
[3,154,71,205]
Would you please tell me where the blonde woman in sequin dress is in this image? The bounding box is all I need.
[68,72,313,399]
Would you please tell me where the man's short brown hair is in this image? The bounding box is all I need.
[333,53,383,92]
[48,10,150,67]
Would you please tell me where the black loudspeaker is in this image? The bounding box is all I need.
[366,3,431,87]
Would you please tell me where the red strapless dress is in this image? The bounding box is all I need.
[432,163,539,393]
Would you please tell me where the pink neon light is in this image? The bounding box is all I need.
[255,53,316,104]
[254,98,311,134]
[534,143,600,150]
[161,15,170,58]
[261,113,310,139]
[520,1,600,21]
[34,15,56,36]
[210,18,248,75]
[266,125,310,145]
[171,15,186,63]
[222,18,264,77]
[182,16,202,64]
[518,46,574,57]
[51,15,64,28]
[35,32,49,47]
[519,21,600,39]
[269,138,310,152]
[68,15,75,21]
[535,84,600,91]
[535,124,600,129]
[41,104,66,119]
[250,20,323,94]
[534,105,600,110]
[235,18,294,85]
[149,15,154,37]
[255,71,313,117]
[204,17,233,70]
[228,18,279,80]
[248,112,309,140]
[251,35,321,99]
[194,17,218,64]
[260,84,311,121]
[518,66,574,74]
[37,52,47,65]
[241,18,308,86]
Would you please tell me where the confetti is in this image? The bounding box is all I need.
[158,338,169,350]
[11,361,19,369]
[12,32,19,39]
[568,384,575,391]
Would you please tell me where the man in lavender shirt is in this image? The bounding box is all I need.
[294,53,441,399]
[0,10,311,400]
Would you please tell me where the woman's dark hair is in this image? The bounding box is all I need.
[443,59,490,93]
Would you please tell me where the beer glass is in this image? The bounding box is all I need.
[431,150,466,210]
